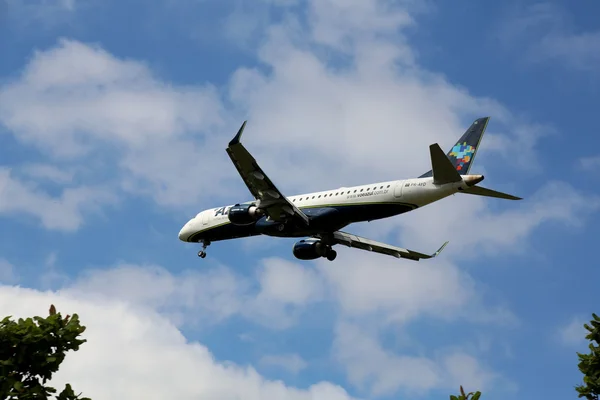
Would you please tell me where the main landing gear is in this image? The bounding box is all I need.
[317,241,337,261]
[326,248,337,261]
[316,235,337,261]
[198,240,210,258]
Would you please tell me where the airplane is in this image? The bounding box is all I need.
[178,117,522,262]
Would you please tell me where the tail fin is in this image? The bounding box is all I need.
[419,117,490,178]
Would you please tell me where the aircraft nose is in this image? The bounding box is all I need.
[178,220,193,242]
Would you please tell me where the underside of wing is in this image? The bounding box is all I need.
[318,231,448,261]
[226,121,309,225]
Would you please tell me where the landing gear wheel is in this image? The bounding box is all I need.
[326,249,337,261]
[198,239,211,259]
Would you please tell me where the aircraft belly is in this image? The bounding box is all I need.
[188,222,258,242]
[339,203,415,222]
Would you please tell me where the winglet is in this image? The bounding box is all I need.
[432,241,449,258]
[229,120,247,147]
[405,240,450,260]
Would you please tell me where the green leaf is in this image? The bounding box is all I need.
[472,392,481,400]
[0,304,91,400]
[450,396,460,400]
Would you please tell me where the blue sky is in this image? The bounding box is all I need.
[1,0,599,399]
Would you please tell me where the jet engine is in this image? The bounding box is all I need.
[292,239,337,261]
[228,204,263,226]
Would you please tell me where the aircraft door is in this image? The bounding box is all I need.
[393,181,405,198]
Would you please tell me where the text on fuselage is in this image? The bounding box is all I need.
[214,206,232,217]
[405,182,427,187]
[346,189,389,199]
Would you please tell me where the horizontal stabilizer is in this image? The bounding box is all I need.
[461,185,522,200]
[430,143,462,185]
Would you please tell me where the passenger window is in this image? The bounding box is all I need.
[354,190,357,193]
[360,189,363,192]
[335,192,339,195]
[387,185,390,188]
[380,186,383,189]
[312,196,315,199]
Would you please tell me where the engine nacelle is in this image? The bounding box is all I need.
[292,239,328,260]
[228,204,263,226]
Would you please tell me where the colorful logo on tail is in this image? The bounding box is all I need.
[449,142,476,171]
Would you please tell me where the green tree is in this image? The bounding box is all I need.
[0,304,91,399]
[576,313,600,400]
[450,385,481,400]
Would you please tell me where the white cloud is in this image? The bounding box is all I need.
[2,255,504,397]
[20,163,75,184]
[1,38,216,154]
[0,167,117,231]
[579,155,600,172]
[260,353,308,374]
[332,322,496,397]
[245,257,326,329]
[18,253,510,397]
[65,263,250,327]
[558,316,588,346]
[0,259,17,284]
[45,252,58,267]
[255,257,325,305]
[0,284,355,400]
[3,0,78,30]
[63,249,506,338]
[496,2,600,72]
[318,254,472,323]
[0,38,231,212]
[308,0,415,54]
[62,259,326,330]
[442,352,497,394]
[539,31,600,71]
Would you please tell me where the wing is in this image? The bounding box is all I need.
[316,231,449,261]
[226,121,309,225]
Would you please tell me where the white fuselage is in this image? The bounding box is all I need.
[178,175,477,243]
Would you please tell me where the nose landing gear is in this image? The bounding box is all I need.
[197,240,211,258]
